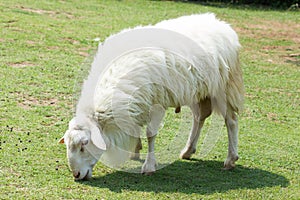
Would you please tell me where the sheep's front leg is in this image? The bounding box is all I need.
[141,105,165,175]
[141,132,156,175]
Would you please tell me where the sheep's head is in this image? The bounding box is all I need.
[59,117,107,181]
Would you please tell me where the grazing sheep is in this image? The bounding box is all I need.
[59,13,244,180]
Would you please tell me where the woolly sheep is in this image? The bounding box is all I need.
[59,13,244,180]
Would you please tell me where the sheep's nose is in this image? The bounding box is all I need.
[73,171,80,179]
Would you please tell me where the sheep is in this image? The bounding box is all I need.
[59,13,244,180]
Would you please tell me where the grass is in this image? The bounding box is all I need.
[0,0,299,199]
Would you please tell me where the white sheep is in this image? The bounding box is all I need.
[59,13,244,180]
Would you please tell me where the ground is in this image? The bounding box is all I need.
[0,0,299,199]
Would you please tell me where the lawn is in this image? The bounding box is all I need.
[0,0,299,199]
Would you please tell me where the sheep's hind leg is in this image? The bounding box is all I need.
[130,138,142,160]
[224,107,239,170]
[180,98,212,159]
[141,105,165,175]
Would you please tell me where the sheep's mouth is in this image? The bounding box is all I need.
[75,170,90,181]
[82,170,90,180]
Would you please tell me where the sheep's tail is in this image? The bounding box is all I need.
[226,56,245,114]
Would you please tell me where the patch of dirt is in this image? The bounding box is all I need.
[10,62,36,68]
[20,7,56,15]
[78,51,90,57]
[78,47,91,57]
[47,46,60,50]
[26,40,38,45]
[237,19,300,43]
[17,93,59,110]
[64,37,80,45]
[1,167,22,178]
[267,112,280,123]
[236,19,300,66]
[18,6,74,19]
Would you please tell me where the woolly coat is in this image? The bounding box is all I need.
[76,13,244,167]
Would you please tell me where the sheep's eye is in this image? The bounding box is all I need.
[80,147,84,152]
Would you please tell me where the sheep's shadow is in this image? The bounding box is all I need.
[81,159,289,194]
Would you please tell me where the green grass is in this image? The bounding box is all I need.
[0,0,299,199]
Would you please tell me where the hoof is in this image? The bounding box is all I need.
[224,155,239,170]
[180,153,192,160]
[142,171,155,176]
[141,160,156,175]
[223,163,236,170]
[130,153,140,160]
[180,147,196,160]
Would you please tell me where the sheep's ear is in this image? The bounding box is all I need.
[90,125,107,150]
[59,117,75,144]
[58,137,65,144]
